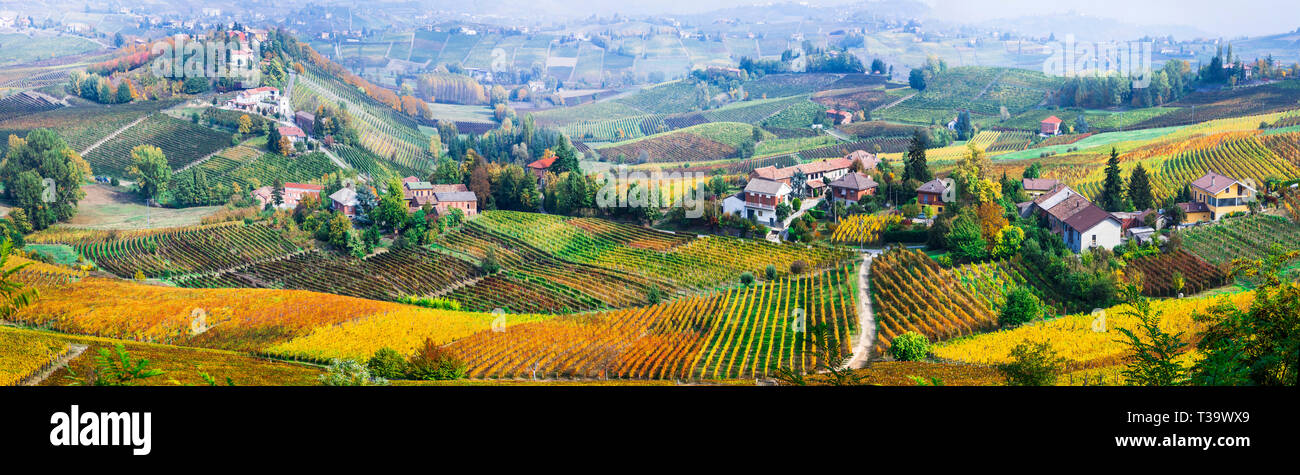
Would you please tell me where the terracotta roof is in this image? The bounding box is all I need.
[799,156,856,175]
[1022,178,1061,191]
[401,176,422,183]
[807,178,827,188]
[751,165,793,181]
[828,172,878,190]
[1190,171,1250,194]
[1063,203,1118,232]
[916,179,946,194]
[1041,116,1062,124]
[278,126,305,137]
[744,178,790,195]
[528,155,557,169]
[283,182,323,191]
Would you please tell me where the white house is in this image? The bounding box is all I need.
[1061,203,1123,253]
[741,178,791,227]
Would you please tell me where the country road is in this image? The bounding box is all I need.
[846,253,876,369]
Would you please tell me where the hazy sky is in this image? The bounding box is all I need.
[923,0,1298,38]
[528,0,1298,38]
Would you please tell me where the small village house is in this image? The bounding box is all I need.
[1184,171,1254,222]
[1040,116,1062,135]
[278,126,306,143]
[916,179,947,215]
[1021,178,1062,198]
[329,187,359,218]
[827,172,878,205]
[527,154,556,181]
[282,183,323,208]
[740,178,791,226]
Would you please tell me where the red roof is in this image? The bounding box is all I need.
[528,155,557,169]
[248,86,278,94]
[1041,116,1062,124]
[284,183,323,191]
[278,126,305,137]
[402,176,421,183]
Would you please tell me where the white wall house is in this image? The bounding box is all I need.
[1062,204,1123,253]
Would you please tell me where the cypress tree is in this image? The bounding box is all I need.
[1101,147,1127,211]
[1128,163,1153,211]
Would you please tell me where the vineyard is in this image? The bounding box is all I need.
[870,248,1017,356]
[0,327,71,386]
[596,131,736,163]
[442,265,859,380]
[0,91,63,122]
[561,114,668,142]
[702,95,809,124]
[1180,214,1300,266]
[455,211,854,290]
[933,291,1254,370]
[176,247,484,302]
[799,136,910,158]
[1125,249,1227,297]
[83,114,233,177]
[830,214,903,246]
[207,150,341,190]
[293,66,433,174]
[1065,131,1300,202]
[0,99,179,153]
[54,222,300,278]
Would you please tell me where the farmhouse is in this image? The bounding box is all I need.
[329,187,359,218]
[401,179,476,215]
[1184,171,1254,222]
[741,178,791,226]
[282,183,323,208]
[1060,203,1123,253]
[827,172,878,204]
[278,126,306,143]
[527,154,557,180]
[748,154,861,195]
[916,179,947,215]
[1040,116,1062,135]
[1027,184,1122,252]
[250,185,274,208]
[1021,178,1062,198]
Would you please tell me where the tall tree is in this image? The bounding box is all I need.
[127,145,171,203]
[903,130,931,182]
[1128,163,1154,211]
[1191,248,1300,386]
[0,130,89,230]
[1100,147,1127,212]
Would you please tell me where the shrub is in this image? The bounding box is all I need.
[997,340,1067,386]
[366,347,409,379]
[765,264,777,280]
[319,359,388,386]
[999,286,1045,327]
[790,259,808,275]
[739,272,755,286]
[405,338,468,380]
[890,331,930,361]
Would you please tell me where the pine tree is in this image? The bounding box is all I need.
[1101,147,1127,211]
[903,130,931,182]
[1128,163,1153,211]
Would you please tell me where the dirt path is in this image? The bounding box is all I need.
[846,253,876,369]
[80,113,150,156]
[21,344,88,386]
[872,93,915,113]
